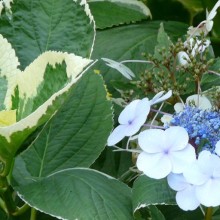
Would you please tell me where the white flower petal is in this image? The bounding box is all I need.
[215,140,220,156]
[135,98,150,121]
[0,2,3,15]
[137,152,172,179]
[167,173,189,191]
[131,98,150,131]
[170,144,196,173]
[161,114,173,125]
[184,160,209,185]
[102,58,135,80]
[178,51,190,66]
[164,126,189,151]
[123,121,143,136]
[206,0,220,20]
[196,179,220,207]
[150,90,172,105]
[174,102,184,113]
[151,91,164,103]
[186,94,212,110]
[117,98,150,137]
[118,99,140,124]
[198,39,210,53]
[138,129,165,153]
[107,125,127,146]
[176,185,200,211]
[196,151,220,175]
[187,25,205,37]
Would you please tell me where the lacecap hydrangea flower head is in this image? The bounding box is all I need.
[105,0,220,213]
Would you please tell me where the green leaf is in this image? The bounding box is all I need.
[13,72,113,177]
[12,167,132,220]
[0,0,95,69]
[154,23,173,60]
[0,52,93,177]
[88,0,151,29]
[0,34,20,110]
[132,175,176,213]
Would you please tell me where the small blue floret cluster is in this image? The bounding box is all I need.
[171,106,220,152]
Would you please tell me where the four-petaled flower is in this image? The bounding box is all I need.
[184,150,220,207]
[136,126,196,179]
[107,98,150,146]
[167,173,200,211]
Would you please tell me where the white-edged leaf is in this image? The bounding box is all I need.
[0,49,94,177]
[88,0,151,29]
[12,166,133,220]
[132,175,176,213]
[0,34,20,109]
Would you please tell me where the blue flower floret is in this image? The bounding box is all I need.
[171,106,220,152]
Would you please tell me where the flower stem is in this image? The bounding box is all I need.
[150,102,164,127]
[0,185,17,214]
[12,204,30,216]
[205,207,213,220]
[120,60,154,65]
[208,70,220,77]
[30,208,37,220]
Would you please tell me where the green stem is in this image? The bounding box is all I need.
[0,196,8,215]
[0,186,16,214]
[30,208,37,220]
[205,207,213,220]
[12,204,30,216]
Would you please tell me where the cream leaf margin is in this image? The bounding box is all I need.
[0,34,94,142]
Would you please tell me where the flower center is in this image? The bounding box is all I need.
[128,119,133,125]
[164,149,169,155]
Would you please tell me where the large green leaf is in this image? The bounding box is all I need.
[0,0,95,70]
[0,50,93,177]
[13,72,113,176]
[88,0,151,29]
[12,168,132,220]
[11,72,116,219]
[132,175,176,213]
[0,34,20,110]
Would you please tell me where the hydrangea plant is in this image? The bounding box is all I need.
[2,0,220,219]
[103,0,220,219]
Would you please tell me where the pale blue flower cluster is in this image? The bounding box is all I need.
[171,106,220,153]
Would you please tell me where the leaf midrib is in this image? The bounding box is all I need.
[38,124,51,177]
